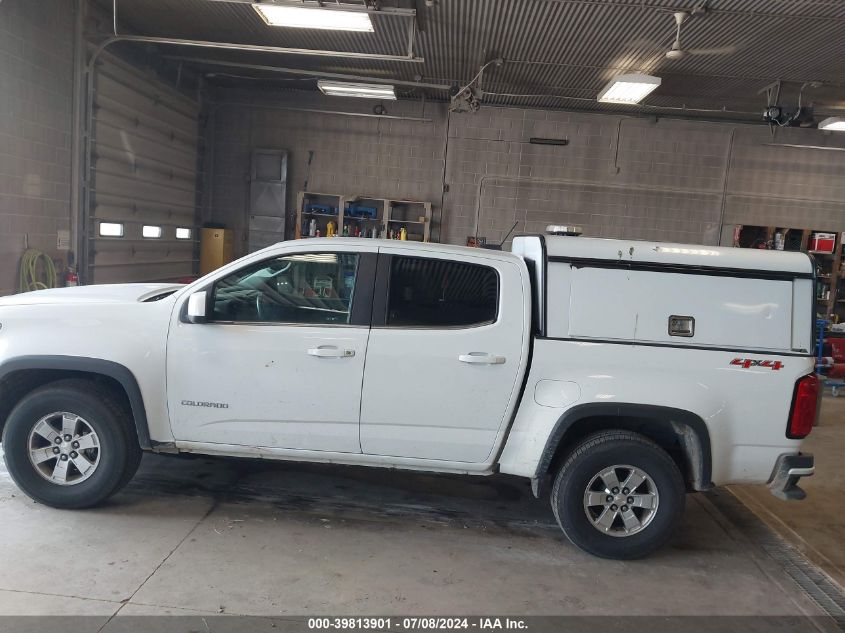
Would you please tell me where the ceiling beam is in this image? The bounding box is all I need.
[164,55,450,90]
[110,0,422,62]
[188,0,416,17]
[104,34,424,63]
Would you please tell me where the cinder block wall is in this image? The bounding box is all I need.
[208,90,845,250]
[444,108,845,247]
[445,109,732,246]
[0,0,75,294]
[725,125,845,231]
[207,89,447,257]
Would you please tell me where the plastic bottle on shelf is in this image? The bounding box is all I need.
[308,218,317,237]
[400,226,408,241]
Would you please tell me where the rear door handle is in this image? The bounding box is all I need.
[308,346,355,358]
[458,352,506,365]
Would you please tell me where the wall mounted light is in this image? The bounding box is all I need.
[318,80,396,100]
[253,3,374,32]
[598,73,661,104]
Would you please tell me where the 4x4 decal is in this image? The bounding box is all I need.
[731,358,783,371]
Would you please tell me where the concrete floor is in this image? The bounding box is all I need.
[0,413,839,624]
[731,393,845,591]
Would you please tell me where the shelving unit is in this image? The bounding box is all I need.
[731,224,845,322]
[295,192,432,242]
[295,192,342,239]
[386,200,432,242]
[343,197,387,239]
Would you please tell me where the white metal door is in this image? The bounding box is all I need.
[359,250,528,463]
[166,249,373,452]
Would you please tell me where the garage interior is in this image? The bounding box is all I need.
[2,0,845,626]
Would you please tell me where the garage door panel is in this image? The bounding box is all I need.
[93,193,195,221]
[93,203,193,229]
[95,108,197,152]
[91,261,193,285]
[93,157,196,193]
[88,52,200,284]
[94,242,194,260]
[93,171,195,209]
[95,95,197,148]
[96,73,199,132]
[93,124,197,174]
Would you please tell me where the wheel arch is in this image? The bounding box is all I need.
[533,403,712,497]
[0,356,151,449]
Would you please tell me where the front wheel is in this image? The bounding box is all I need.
[2,379,142,509]
[551,430,685,559]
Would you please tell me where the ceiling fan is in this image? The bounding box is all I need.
[665,11,736,59]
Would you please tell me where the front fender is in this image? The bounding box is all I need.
[0,355,152,449]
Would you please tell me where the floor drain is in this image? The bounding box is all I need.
[707,488,845,629]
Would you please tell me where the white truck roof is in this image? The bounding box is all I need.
[535,235,813,275]
[286,236,813,275]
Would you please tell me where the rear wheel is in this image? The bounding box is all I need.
[551,430,685,559]
[2,379,142,509]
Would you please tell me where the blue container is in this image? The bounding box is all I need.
[305,204,337,215]
[345,205,378,219]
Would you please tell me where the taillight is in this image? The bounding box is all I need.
[787,374,819,439]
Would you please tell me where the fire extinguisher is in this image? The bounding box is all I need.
[65,252,78,287]
[65,266,78,287]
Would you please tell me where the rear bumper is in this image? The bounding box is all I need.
[768,453,814,501]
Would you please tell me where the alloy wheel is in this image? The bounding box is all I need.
[27,412,101,486]
[583,464,659,537]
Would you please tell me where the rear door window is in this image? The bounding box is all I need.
[386,256,498,327]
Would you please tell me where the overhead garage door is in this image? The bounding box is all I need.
[87,52,200,284]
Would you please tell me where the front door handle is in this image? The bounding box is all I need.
[458,352,506,365]
[308,346,355,358]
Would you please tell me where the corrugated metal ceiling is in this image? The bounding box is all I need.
[102,0,845,118]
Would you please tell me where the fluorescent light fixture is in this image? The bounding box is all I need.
[318,80,396,100]
[142,225,162,238]
[176,227,192,239]
[253,4,373,32]
[598,73,661,104]
[99,222,124,237]
[819,117,845,131]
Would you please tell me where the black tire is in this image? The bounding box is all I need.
[1,379,142,509]
[551,430,685,559]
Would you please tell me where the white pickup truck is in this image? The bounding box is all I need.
[0,234,819,558]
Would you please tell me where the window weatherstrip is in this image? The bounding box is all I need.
[378,254,501,330]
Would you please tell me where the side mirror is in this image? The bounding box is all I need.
[186,291,208,324]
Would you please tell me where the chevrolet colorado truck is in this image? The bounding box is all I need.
[0,234,819,558]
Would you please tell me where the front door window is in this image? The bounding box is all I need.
[211,252,359,325]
